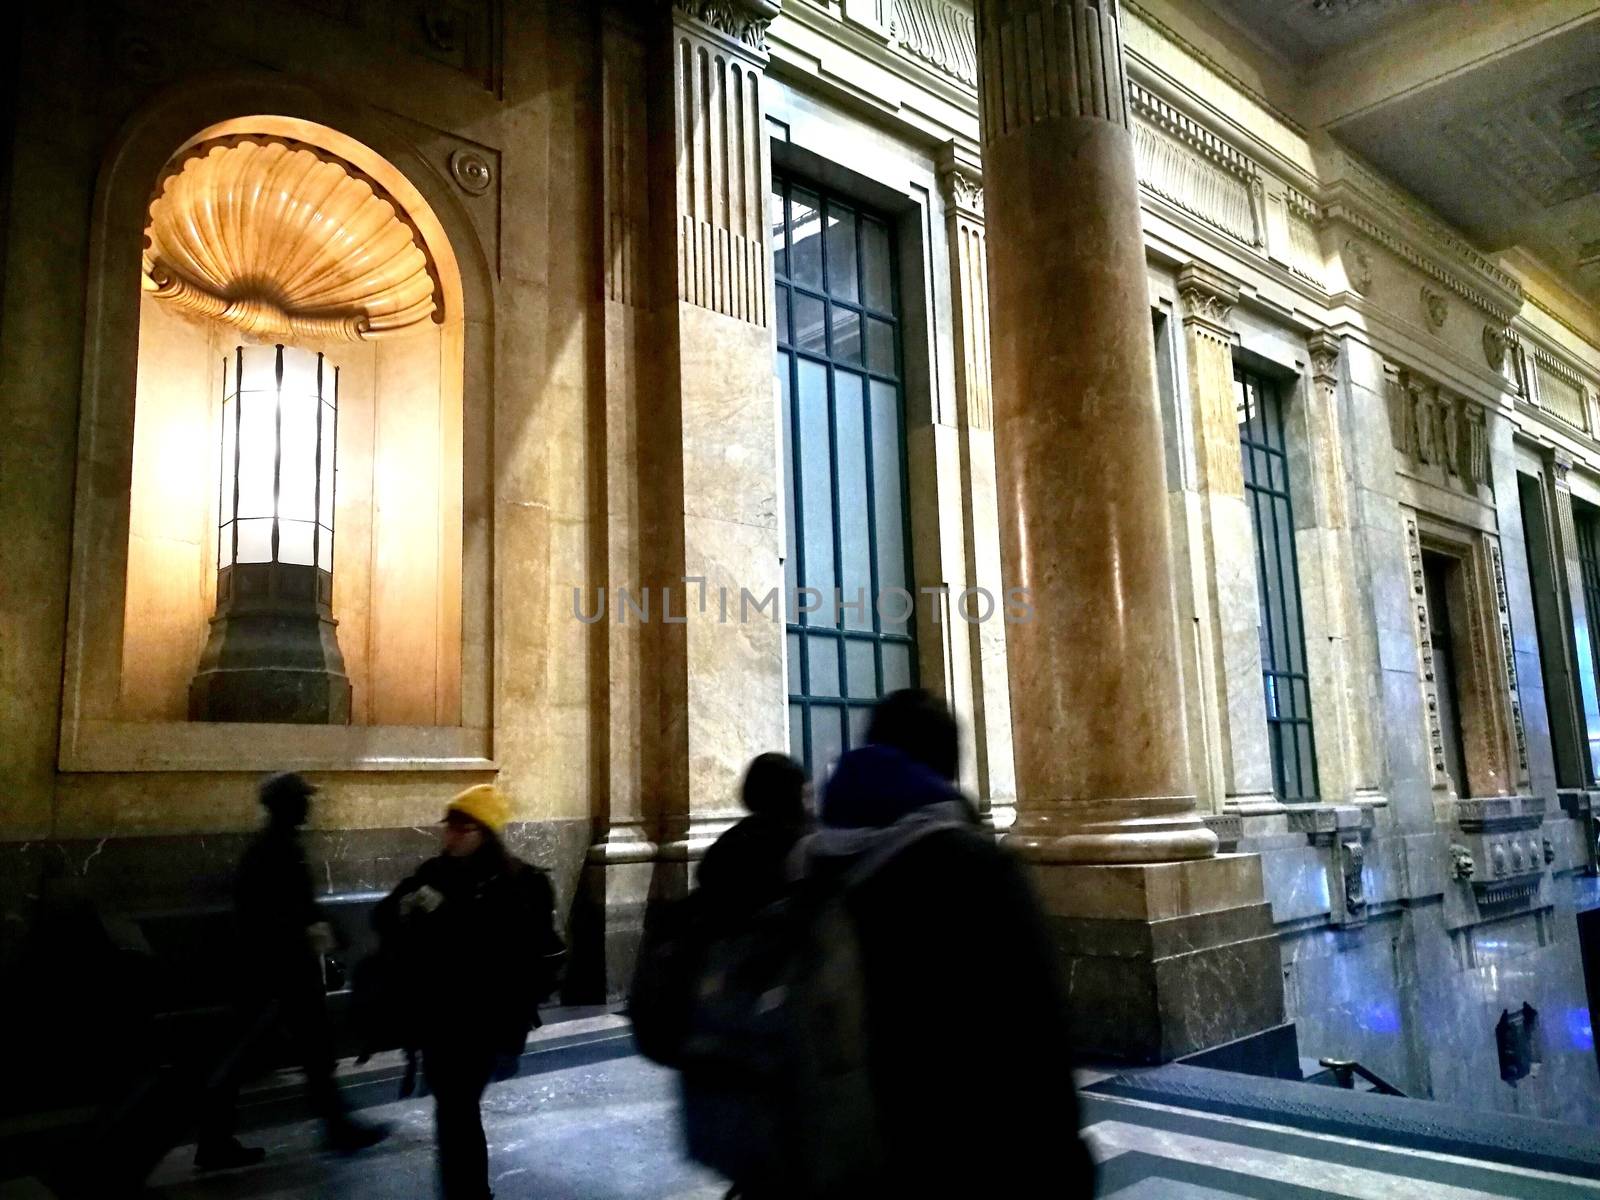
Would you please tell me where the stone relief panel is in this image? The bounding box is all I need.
[1404,515,1451,789]
[1487,540,1531,782]
[1384,364,1491,493]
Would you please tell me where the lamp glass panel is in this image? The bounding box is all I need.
[317,525,334,572]
[218,520,234,569]
[278,347,319,399]
[219,395,237,528]
[235,517,273,564]
[238,343,279,392]
[235,392,277,520]
[278,389,319,522]
[318,401,336,528]
[279,519,315,566]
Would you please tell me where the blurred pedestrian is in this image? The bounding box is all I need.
[196,772,388,1171]
[696,752,810,918]
[806,688,1096,1195]
[375,784,563,1200]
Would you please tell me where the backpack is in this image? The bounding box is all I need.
[679,877,881,1194]
[632,806,970,1194]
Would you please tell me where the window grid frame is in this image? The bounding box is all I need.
[774,176,918,776]
[1236,364,1321,804]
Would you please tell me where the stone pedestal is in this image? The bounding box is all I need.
[1035,855,1284,1062]
[975,0,1282,1061]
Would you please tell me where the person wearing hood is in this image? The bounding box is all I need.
[375,784,560,1200]
[196,772,389,1171]
[808,689,1096,1196]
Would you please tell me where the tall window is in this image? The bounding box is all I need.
[772,177,917,780]
[1236,364,1319,802]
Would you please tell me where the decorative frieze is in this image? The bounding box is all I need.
[977,0,1131,140]
[1130,84,1262,249]
[1284,186,1322,284]
[1405,515,1451,788]
[1528,345,1592,433]
[893,0,978,85]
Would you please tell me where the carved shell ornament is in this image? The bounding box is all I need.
[143,138,441,343]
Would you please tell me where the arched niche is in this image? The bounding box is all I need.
[62,77,495,772]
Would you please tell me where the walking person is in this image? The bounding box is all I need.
[696,752,810,918]
[807,688,1097,1195]
[196,772,388,1171]
[375,784,563,1200]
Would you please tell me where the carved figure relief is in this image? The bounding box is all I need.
[1343,238,1373,292]
[1423,286,1450,331]
[1387,364,1491,492]
[1451,843,1476,880]
[1340,839,1366,920]
[1483,325,1509,372]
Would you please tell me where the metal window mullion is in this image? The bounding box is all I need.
[1267,377,1320,798]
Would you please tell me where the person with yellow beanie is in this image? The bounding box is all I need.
[374,783,565,1199]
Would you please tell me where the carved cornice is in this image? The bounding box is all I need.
[1129,81,1257,182]
[674,0,782,52]
[1319,148,1523,325]
[1121,0,1308,139]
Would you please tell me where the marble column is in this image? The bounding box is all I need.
[977,0,1212,863]
[1178,263,1275,813]
[976,0,1281,1062]
[939,143,1019,828]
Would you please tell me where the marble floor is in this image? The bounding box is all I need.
[2,1026,1597,1199]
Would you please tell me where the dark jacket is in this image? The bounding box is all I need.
[696,811,809,923]
[375,845,557,1054]
[235,823,324,990]
[812,746,1096,1196]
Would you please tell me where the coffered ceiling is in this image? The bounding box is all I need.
[1198,0,1600,305]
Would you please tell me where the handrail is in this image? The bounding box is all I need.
[1318,1057,1406,1097]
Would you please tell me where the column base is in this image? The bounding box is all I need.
[1028,853,1284,1063]
[1007,796,1218,862]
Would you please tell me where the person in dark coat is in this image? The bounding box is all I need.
[375,783,560,1200]
[807,689,1097,1197]
[696,752,809,919]
[196,772,388,1170]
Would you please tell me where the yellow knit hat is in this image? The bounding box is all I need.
[445,783,510,834]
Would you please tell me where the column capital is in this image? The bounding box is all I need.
[1177,262,1240,337]
[1307,330,1341,384]
[670,0,782,56]
[1552,450,1575,486]
[976,0,1132,140]
[938,141,985,221]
